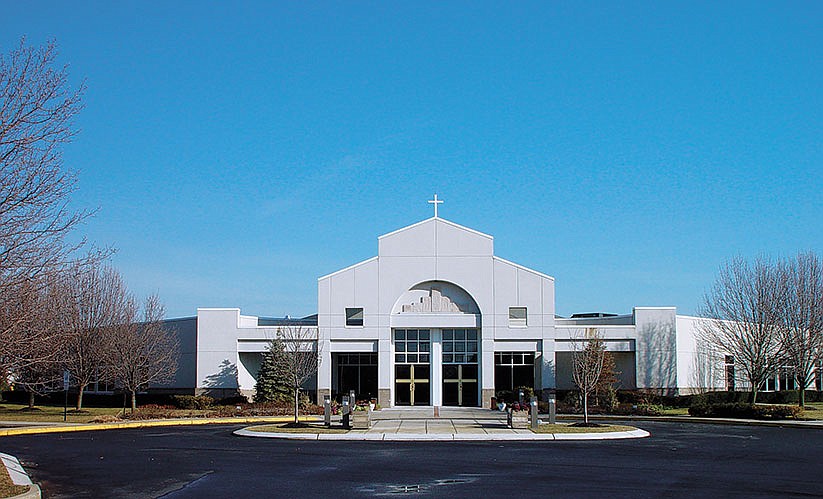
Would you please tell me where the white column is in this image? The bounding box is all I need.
[431,329,442,406]
[378,334,392,407]
[318,338,332,392]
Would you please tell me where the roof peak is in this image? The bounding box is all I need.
[377,216,493,241]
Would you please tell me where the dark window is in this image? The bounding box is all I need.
[345,308,363,326]
[393,329,431,364]
[724,355,735,391]
[335,353,377,400]
[441,329,480,365]
[494,351,535,391]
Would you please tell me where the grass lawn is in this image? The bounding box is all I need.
[246,423,349,434]
[533,423,637,434]
[660,407,690,416]
[0,464,27,499]
[796,402,822,420]
[0,403,125,423]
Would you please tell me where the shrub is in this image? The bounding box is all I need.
[217,395,249,406]
[171,395,215,410]
[597,385,619,412]
[123,404,180,420]
[515,386,535,401]
[495,387,536,404]
[688,403,804,420]
[612,403,663,416]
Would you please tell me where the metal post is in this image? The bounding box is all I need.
[530,397,538,430]
[342,396,350,429]
[62,370,69,422]
[324,395,331,427]
[549,392,556,425]
[518,389,524,405]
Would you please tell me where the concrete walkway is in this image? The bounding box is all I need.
[234,407,651,441]
[0,452,40,498]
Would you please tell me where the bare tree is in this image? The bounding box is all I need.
[698,256,786,404]
[571,328,606,424]
[0,38,102,382]
[0,38,90,293]
[106,294,179,411]
[268,326,321,424]
[4,277,66,407]
[0,281,51,380]
[776,252,823,407]
[61,262,131,410]
[13,353,62,409]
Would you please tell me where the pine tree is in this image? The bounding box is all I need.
[254,341,290,403]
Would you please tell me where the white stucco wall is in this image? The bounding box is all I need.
[634,307,678,393]
[183,217,711,403]
[195,308,315,398]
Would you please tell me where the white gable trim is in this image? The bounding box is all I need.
[493,256,555,281]
[377,217,494,241]
[317,256,379,281]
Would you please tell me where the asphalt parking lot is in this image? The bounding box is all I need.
[2,421,822,498]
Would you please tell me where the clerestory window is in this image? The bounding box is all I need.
[509,306,527,327]
[345,307,363,327]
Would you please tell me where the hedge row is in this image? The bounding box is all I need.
[688,403,804,420]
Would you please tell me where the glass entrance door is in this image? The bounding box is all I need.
[395,364,430,406]
[442,364,478,406]
[394,329,431,406]
[442,328,480,407]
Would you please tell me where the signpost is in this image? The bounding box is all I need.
[62,370,70,422]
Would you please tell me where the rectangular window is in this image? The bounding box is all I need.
[494,351,536,391]
[509,307,527,327]
[393,329,431,365]
[441,329,480,365]
[345,307,363,327]
[725,355,735,391]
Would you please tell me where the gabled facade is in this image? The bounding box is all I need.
[317,217,555,407]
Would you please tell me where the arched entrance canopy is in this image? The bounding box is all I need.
[391,280,481,316]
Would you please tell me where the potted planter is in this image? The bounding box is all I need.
[351,406,371,429]
[508,407,529,429]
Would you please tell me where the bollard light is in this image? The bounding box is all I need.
[342,396,351,429]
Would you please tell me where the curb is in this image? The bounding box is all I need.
[232,427,651,441]
[1,413,818,438]
[0,416,317,438]
[554,414,823,429]
[0,452,40,499]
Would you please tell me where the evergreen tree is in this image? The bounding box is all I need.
[254,340,290,403]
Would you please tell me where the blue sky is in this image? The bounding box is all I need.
[3,2,821,318]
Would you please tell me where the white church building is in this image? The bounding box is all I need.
[162,200,722,407]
